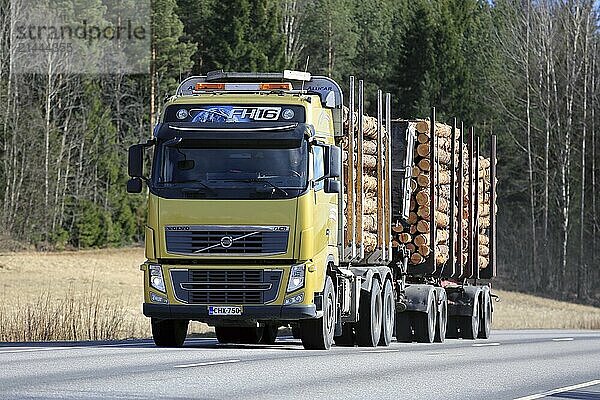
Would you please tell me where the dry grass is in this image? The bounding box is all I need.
[0,248,209,342]
[492,289,600,330]
[0,248,598,342]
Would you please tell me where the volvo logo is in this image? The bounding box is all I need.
[220,236,233,248]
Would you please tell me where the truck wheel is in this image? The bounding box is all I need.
[435,298,448,343]
[334,324,355,347]
[300,276,335,350]
[413,297,436,343]
[459,295,480,339]
[356,279,382,347]
[395,311,413,343]
[240,327,264,344]
[446,316,459,339]
[478,292,492,339]
[215,327,241,344]
[378,280,394,346]
[291,325,301,339]
[261,323,279,345]
[151,318,188,347]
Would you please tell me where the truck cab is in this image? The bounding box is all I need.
[128,71,345,348]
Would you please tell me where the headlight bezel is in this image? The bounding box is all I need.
[148,264,166,293]
[286,263,305,293]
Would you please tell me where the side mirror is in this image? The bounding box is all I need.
[323,145,341,179]
[128,144,144,178]
[127,177,143,193]
[324,178,340,194]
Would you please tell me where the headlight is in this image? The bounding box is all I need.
[287,263,305,293]
[149,264,166,292]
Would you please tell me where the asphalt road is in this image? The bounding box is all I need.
[1,330,599,399]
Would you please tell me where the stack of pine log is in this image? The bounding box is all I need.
[342,108,384,253]
[477,156,492,270]
[392,120,454,266]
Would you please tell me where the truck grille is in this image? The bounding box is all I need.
[165,225,289,256]
[170,268,283,305]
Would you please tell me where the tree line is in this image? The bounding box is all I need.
[0,0,598,303]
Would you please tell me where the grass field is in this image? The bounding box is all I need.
[1,248,599,342]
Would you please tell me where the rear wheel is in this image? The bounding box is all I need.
[151,318,188,347]
[300,276,336,350]
[478,292,492,339]
[446,316,460,339]
[435,297,448,343]
[395,311,413,343]
[413,297,436,343]
[378,280,394,346]
[460,295,480,339]
[356,279,382,347]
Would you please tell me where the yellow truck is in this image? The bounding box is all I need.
[127,70,497,349]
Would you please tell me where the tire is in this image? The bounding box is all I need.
[151,318,188,347]
[240,327,263,344]
[446,316,459,339]
[378,280,395,346]
[261,323,279,344]
[334,324,355,347]
[215,327,239,344]
[291,325,301,339]
[435,297,448,343]
[460,295,480,339]
[395,311,413,343]
[300,276,336,350]
[356,279,383,347]
[478,292,492,339]
[413,297,436,343]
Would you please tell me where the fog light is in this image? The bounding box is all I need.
[284,293,304,305]
[150,292,168,304]
[149,264,166,292]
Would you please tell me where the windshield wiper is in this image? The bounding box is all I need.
[163,179,217,193]
[223,178,288,196]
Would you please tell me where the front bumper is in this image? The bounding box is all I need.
[143,303,317,321]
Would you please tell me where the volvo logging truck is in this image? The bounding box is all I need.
[127,70,497,349]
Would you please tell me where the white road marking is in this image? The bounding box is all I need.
[552,337,574,342]
[0,347,76,354]
[174,359,240,369]
[360,349,402,354]
[472,342,500,347]
[513,379,600,400]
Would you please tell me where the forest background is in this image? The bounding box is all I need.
[1,0,599,305]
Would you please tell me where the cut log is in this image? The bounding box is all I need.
[418,244,431,257]
[436,229,449,243]
[418,133,429,144]
[414,234,429,247]
[417,220,430,233]
[417,143,430,157]
[406,243,416,253]
[408,212,418,225]
[418,158,430,172]
[391,224,404,233]
[412,166,422,178]
[417,206,430,221]
[398,232,412,244]
[417,174,430,188]
[416,190,430,206]
[479,245,489,256]
[416,120,430,134]
[363,140,378,155]
[410,252,424,265]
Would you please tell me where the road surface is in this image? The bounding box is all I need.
[1,330,599,399]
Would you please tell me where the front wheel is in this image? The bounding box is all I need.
[151,318,188,347]
[478,291,492,339]
[300,276,336,350]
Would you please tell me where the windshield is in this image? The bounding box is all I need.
[153,139,308,200]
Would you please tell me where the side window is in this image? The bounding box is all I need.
[313,146,325,191]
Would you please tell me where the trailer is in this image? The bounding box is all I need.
[127,70,497,349]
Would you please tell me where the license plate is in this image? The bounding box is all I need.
[208,306,243,316]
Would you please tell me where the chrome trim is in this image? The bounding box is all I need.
[180,283,272,291]
[193,231,260,253]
